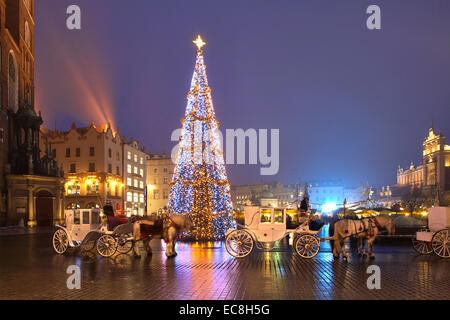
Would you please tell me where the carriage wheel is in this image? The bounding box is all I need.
[225,230,254,258]
[411,230,433,255]
[295,234,320,259]
[96,235,117,257]
[52,229,69,254]
[431,229,450,259]
[116,234,133,254]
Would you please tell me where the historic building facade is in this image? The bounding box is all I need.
[377,125,450,208]
[1,1,66,227]
[396,126,450,202]
[40,123,124,211]
[146,153,175,215]
[123,138,147,216]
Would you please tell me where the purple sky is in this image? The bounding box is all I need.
[35,1,450,188]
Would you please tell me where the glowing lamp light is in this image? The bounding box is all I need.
[322,202,337,214]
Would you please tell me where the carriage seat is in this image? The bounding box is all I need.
[106,215,128,231]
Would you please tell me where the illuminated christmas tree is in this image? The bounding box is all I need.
[169,35,235,240]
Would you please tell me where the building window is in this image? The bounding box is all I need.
[139,194,144,203]
[89,147,95,156]
[140,168,144,177]
[134,166,138,175]
[133,193,138,203]
[24,22,31,49]
[163,177,168,184]
[116,166,120,175]
[86,179,99,194]
[163,190,168,199]
[108,148,112,158]
[86,203,100,209]
[69,163,76,173]
[164,168,168,173]
[75,147,80,157]
[140,181,144,189]
[140,157,143,165]
[66,148,70,157]
[88,163,96,172]
[134,179,138,188]
[127,192,132,202]
[66,180,80,195]
[127,151,131,160]
[134,154,138,162]
[154,168,157,173]
[154,178,158,185]
[66,203,80,209]
[154,190,159,200]
[127,164,131,174]
[127,178,132,186]
[108,164,112,173]
[116,152,120,161]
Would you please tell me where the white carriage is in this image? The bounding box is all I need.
[52,209,134,257]
[225,206,325,259]
[412,206,450,258]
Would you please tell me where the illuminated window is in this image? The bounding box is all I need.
[140,181,144,189]
[133,193,138,203]
[134,179,138,188]
[140,168,144,177]
[260,209,271,223]
[274,209,284,224]
[127,164,131,174]
[140,157,143,165]
[127,151,131,160]
[66,180,80,195]
[139,194,144,203]
[127,178,132,186]
[134,154,138,162]
[134,166,138,174]
[86,179,99,194]
[127,192,132,202]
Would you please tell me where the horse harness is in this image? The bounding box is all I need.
[343,217,379,239]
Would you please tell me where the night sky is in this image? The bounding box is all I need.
[35,1,450,188]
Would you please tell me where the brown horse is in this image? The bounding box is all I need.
[132,214,192,258]
[332,215,395,260]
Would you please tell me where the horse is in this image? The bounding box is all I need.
[331,215,395,260]
[132,214,192,258]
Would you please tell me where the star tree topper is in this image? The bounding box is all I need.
[193,35,206,51]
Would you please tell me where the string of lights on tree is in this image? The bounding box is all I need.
[168,35,235,241]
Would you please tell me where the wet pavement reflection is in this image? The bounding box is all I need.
[0,231,448,300]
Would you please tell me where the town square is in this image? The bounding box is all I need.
[0,0,449,304]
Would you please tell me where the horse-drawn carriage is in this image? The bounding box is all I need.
[225,206,325,259]
[412,206,450,258]
[52,209,134,257]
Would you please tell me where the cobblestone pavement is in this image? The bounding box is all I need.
[0,227,448,300]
